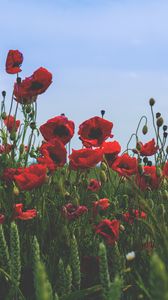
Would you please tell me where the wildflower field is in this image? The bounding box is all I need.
[0,50,168,300]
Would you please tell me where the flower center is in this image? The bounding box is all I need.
[53,125,69,137]
[49,152,60,164]
[119,163,130,169]
[88,128,102,139]
[30,81,43,90]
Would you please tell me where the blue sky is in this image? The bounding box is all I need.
[1,0,168,150]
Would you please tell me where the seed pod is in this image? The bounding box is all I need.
[149,98,155,106]
[10,131,16,141]
[101,162,107,171]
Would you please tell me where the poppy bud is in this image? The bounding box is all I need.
[142,125,148,135]
[100,170,107,183]
[166,146,168,154]
[10,131,16,141]
[138,164,143,175]
[163,132,168,138]
[2,91,6,98]
[143,157,148,164]
[156,112,161,118]
[17,77,22,84]
[136,141,142,151]
[13,185,19,196]
[156,167,162,178]
[1,112,7,120]
[149,98,155,106]
[19,144,24,154]
[90,193,100,201]
[163,125,168,131]
[156,117,164,127]
[147,161,152,167]
[101,161,107,171]
[148,199,154,209]
[30,122,36,130]
[26,105,31,114]
[72,198,80,206]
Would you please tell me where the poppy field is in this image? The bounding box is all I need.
[0,50,168,300]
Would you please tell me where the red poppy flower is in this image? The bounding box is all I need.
[123,209,147,224]
[78,116,113,148]
[2,167,24,182]
[87,179,101,192]
[4,115,20,133]
[0,144,12,154]
[163,161,168,177]
[95,219,120,245]
[14,164,47,191]
[102,141,121,166]
[62,203,88,221]
[13,67,52,103]
[0,214,5,224]
[37,138,67,171]
[136,166,161,190]
[69,148,103,170]
[139,139,158,156]
[111,153,138,177]
[40,115,74,144]
[6,50,23,74]
[93,198,110,211]
[13,203,37,220]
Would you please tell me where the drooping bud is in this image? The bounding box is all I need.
[163,125,168,131]
[13,185,19,196]
[1,112,7,120]
[142,125,148,135]
[2,91,6,98]
[156,167,162,178]
[136,141,142,151]
[19,144,24,154]
[163,132,168,138]
[16,77,22,84]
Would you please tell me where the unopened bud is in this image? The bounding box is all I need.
[156,117,164,127]
[19,144,24,154]
[166,146,168,154]
[143,156,148,164]
[136,141,142,151]
[1,112,7,120]
[149,98,155,106]
[101,110,105,118]
[163,125,168,131]
[163,132,168,138]
[10,131,16,141]
[156,112,161,118]
[101,161,107,171]
[142,125,148,135]
[2,91,6,98]
[157,203,166,217]
[17,77,22,84]
[100,170,107,183]
[30,122,36,130]
[64,192,71,201]
[13,185,19,196]
[26,105,31,114]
